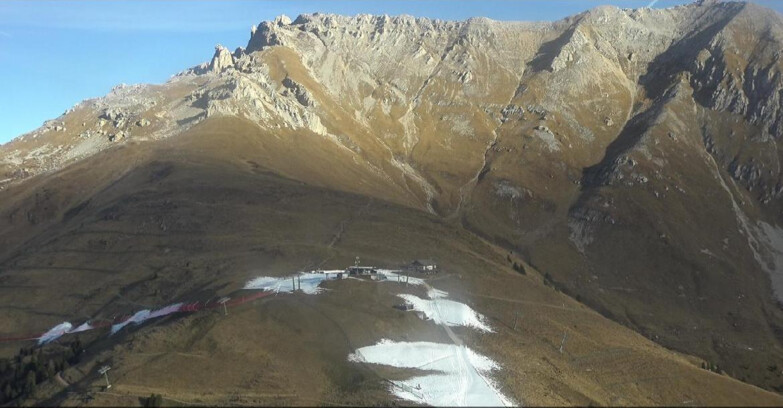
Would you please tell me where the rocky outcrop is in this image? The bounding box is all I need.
[691,45,783,138]
[281,77,316,107]
[209,44,235,73]
[245,15,292,52]
[100,107,129,127]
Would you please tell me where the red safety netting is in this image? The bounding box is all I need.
[0,289,274,344]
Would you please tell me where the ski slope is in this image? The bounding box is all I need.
[398,294,493,333]
[350,339,512,406]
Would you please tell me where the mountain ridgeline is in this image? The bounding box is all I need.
[2,0,783,402]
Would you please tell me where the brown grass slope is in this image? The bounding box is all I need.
[2,1,783,404]
[0,116,778,406]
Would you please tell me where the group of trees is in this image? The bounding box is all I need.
[143,393,164,407]
[506,253,527,275]
[701,361,722,374]
[0,338,83,403]
[504,253,582,303]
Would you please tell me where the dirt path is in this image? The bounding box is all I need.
[468,291,598,315]
[316,198,373,269]
[327,198,373,249]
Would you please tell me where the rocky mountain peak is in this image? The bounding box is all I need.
[245,22,280,52]
[273,14,292,26]
[209,44,235,73]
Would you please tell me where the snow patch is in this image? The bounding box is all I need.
[149,302,184,319]
[349,339,513,407]
[38,322,73,345]
[427,287,449,299]
[68,322,94,334]
[243,269,433,296]
[398,294,493,332]
[111,309,151,335]
[377,269,426,286]
[110,302,183,335]
[243,271,341,294]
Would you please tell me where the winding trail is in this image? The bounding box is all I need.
[467,291,597,315]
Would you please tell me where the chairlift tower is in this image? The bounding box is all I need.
[217,297,230,316]
[559,332,568,354]
[98,365,112,389]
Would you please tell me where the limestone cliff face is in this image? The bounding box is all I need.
[6,2,781,208]
[2,0,783,392]
[209,45,235,73]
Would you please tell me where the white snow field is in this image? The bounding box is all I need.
[245,268,512,405]
[373,270,448,299]
[243,271,343,294]
[244,269,431,294]
[427,287,449,299]
[349,339,513,406]
[398,294,493,333]
[111,302,183,334]
[111,309,152,334]
[377,269,426,286]
[69,321,94,334]
[38,322,73,345]
[148,302,184,319]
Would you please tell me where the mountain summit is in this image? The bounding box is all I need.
[1,1,783,405]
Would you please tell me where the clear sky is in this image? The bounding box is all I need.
[1,0,781,144]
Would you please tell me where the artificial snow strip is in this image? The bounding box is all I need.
[398,294,493,333]
[376,269,426,286]
[28,268,459,348]
[110,302,183,335]
[27,291,277,345]
[349,339,513,407]
[38,321,99,345]
[243,272,337,294]
[38,323,74,345]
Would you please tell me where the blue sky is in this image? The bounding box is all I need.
[1,0,781,144]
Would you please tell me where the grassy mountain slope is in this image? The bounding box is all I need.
[1,0,783,403]
[0,117,780,405]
